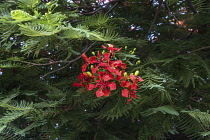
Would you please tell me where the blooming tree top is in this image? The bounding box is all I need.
[73,44,144,103]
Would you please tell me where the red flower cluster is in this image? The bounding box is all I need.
[73,44,144,103]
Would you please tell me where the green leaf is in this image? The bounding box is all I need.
[7,56,25,61]
[200,131,210,137]
[19,23,62,36]
[18,0,40,9]
[11,10,36,22]
[0,125,7,133]
[141,105,179,116]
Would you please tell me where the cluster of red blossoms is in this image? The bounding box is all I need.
[73,44,144,103]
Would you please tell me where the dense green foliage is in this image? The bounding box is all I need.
[0,0,210,139]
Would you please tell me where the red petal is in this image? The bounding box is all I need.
[111,60,127,69]
[89,56,97,64]
[108,82,116,90]
[98,71,106,77]
[96,89,104,98]
[87,84,95,90]
[114,70,121,76]
[102,45,107,49]
[120,80,130,87]
[130,91,137,98]
[116,76,123,81]
[122,89,129,97]
[82,53,88,62]
[119,63,126,69]
[103,74,114,81]
[131,82,138,90]
[72,83,81,87]
[107,66,115,73]
[82,64,88,72]
[103,53,110,60]
[78,73,86,79]
[126,99,132,104]
[97,51,101,58]
[137,77,144,82]
[92,67,98,73]
[129,74,136,82]
[107,47,114,51]
[99,62,107,67]
[103,88,111,96]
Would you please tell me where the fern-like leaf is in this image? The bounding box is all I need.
[0,61,21,68]
[18,0,40,9]
[141,105,179,117]
[11,10,37,22]
[19,22,62,36]
[84,14,110,27]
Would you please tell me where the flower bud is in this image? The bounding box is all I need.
[123,72,128,77]
[134,70,139,76]
[92,52,95,55]
[46,2,51,6]
[133,48,136,51]
[86,71,92,76]
[136,60,141,64]
[90,65,94,69]
[102,50,105,54]
[130,51,135,55]
[125,46,127,50]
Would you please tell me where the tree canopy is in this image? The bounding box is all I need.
[0,0,210,139]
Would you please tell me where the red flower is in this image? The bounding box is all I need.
[96,87,111,97]
[122,89,129,97]
[129,74,144,82]
[73,45,144,103]
[72,73,94,88]
[110,60,126,69]
[81,53,97,72]
[103,53,110,61]
[120,80,130,87]
[103,73,114,81]
[122,88,137,99]
[82,53,97,64]
[102,44,122,53]
[95,81,116,97]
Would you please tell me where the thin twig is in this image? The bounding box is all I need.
[81,0,121,15]
[93,120,101,140]
[186,0,198,14]
[148,0,163,34]
[191,46,210,53]
[182,46,210,55]
[190,97,208,106]
[41,41,97,78]
[185,0,198,38]
[164,1,179,24]
[81,7,102,15]
[106,1,119,14]
[43,98,85,114]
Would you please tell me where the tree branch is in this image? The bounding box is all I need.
[186,0,198,14]
[81,0,121,15]
[164,1,180,25]
[106,1,119,14]
[191,46,210,53]
[40,41,97,78]
[148,0,163,34]
[181,46,210,55]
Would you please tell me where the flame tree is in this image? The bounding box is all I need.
[0,0,210,139]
